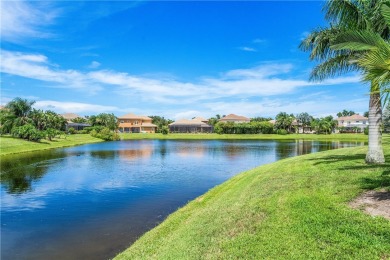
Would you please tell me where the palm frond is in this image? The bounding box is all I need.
[331,30,383,51]
[381,3,390,26]
[310,54,359,81]
[324,0,369,29]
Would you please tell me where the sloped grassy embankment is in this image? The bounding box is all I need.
[117,135,390,259]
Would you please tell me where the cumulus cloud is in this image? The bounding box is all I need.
[35,100,118,114]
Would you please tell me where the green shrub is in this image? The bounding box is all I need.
[90,127,120,141]
[276,129,288,135]
[11,124,44,141]
[68,127,76,134]
[364,127,369,135]
[78,129,89,134]
[45,128,56,141]
[161,126,169,135]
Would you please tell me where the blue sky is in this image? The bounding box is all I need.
[0,1,369,119]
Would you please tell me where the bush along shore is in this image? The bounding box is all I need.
[116,135,390,259]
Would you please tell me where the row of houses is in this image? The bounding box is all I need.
[61,112,370,134]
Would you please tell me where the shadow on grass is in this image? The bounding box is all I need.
[309,154,366,165]
[308,153,390,191]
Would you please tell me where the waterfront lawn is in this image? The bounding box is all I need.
[0,134,102,156]
[116,135,390,259]
[121,133,368,141]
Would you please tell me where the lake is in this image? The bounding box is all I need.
[0,139,365,259]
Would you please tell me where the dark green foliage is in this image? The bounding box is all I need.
[274,112,295,132]
[67,127,76,134]
[214,121,274,134]
[45,128,57,141]
[276,129,288,135]
[250,117,273,122]
[90,127,120,141]
[364,127,369,135]
[72,117,88,123]
[311,115,338,134]
[87,113,118,130]
[11,124,44,141]
[149,116,174,133]
[161,126,169,135]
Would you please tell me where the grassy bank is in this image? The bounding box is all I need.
[0,134,102,156]
[116,135,390,259]
[121,133,368,141]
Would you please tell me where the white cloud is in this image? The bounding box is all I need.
[238,47,257,52]
[253,38,267,44]
[87,61,101,69]
[0,1,59,43]
[172,110,203,120]
[34,100,118,114]
[1,49,362,113]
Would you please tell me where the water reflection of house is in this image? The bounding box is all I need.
[61,113,91,131]
[117,113,157,133]
[176,146,206,158]
[169,118,213,133]
[118,147,153,160]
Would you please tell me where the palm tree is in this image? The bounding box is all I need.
[300,0,390,164]
[4,98,35,128]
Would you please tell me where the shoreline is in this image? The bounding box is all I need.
[0,133,368,157]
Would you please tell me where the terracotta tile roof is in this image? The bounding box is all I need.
[118,113,152,120]
[192,117,208,122]
[61,113,81,120]
[337,114,368,121]
[219,114,250,122]
[169,119,212,126]
[141,123,157,127]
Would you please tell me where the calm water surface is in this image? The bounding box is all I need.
[1,139,365,260]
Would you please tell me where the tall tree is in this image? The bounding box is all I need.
[275,112,295,132]
[300,0,390,164]
[5,98,35,127]
[296,112,313,133]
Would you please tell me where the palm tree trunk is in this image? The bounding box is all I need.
[365,87,385,164]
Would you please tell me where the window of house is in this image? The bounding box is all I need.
[120,120,124,123]
[356,121,360,123]
[363,121,367,124]
[347,121,351,124]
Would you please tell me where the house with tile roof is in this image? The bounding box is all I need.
[169,117,213,133]
[61,113,90,131]
[61,113,82,122]
[219,114,250,123]
[118,113,157,133]
[336,114,368,132]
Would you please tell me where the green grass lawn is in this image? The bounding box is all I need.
[121,133,368,141]
[116,134,390,260]
[0,134,102,156]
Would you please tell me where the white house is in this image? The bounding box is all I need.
[336,114,368,132]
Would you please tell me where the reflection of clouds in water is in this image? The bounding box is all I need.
[1,163,141,211]
[1,193,46,211]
